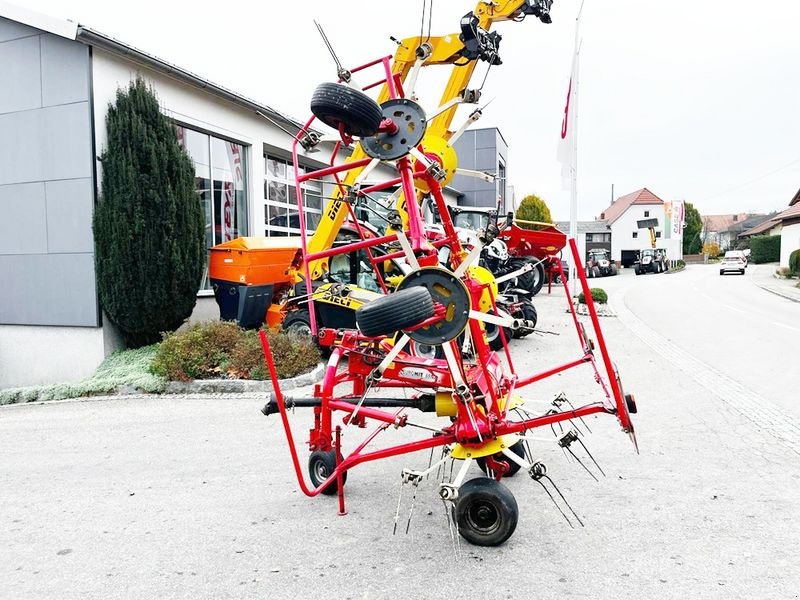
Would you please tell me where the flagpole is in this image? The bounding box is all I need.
[569,2,584,297]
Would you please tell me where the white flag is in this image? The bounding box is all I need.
[557,45,580,191]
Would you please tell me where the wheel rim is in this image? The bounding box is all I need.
[466,499,501,535]
[411,341,438,359]
[312,459,329,482]
[287,321,312,337]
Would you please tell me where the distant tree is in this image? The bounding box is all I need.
[94,78,205,347]
[515,194,553,229]
[702,242,721,258]
[687,232,703,254]
[682,202,702,254]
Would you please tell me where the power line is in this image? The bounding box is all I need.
[701,156,800,201]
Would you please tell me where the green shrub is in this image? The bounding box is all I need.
[94,77,205,347]
[749,235,781,264]
[151,321,320,381]
[789,249,800,276]
[578,288,608,304]
[676,259,686,269]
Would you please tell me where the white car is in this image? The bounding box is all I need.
[724,250,748,266]
[719,254,746,275]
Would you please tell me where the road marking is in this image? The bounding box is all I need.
[720,303,746,314]
[772,321,800,333]
[612,287,800,456]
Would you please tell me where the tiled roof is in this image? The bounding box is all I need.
[702,213,759,233]
[739,218,779,237]
[773,203,800,223]
[791,187,800,207]
[598,188,665,224]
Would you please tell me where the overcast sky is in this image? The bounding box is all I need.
[20,0,800,221]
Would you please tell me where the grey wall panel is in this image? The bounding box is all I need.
[0,253,98,326]
[41,34,89,107]
[0,109,44,184]
[0,17,38,42]
[45,178,94,253]
[475,148,497,171]
[0,35,42,114]
[41,102,93,181]
[476,129,496,149]
[0,182,47,254]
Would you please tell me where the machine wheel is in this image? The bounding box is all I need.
[512,301,537,338]
[308,450,347,496]
[592,266,601,278]
[356,287,434,338]
[611,265,618,276]
[586,266,593,279]
[456,478,519,546]
[310,83,383,138]
[635,267,642,276]
[283,309,312,337]
[484,317,512,351]
[529,262,545,296]
[476,440,526,477]
[507,258,536,293]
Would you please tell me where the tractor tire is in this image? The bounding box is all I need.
[635,267,642,276]
[310,82,383,138]
[282,309,312,338]
[476,440,527,477]
[586,267,593,279]
[355,287,434,338]
[456,478,519,546]
[528,261,545,296]
[512,301,537,338]
[484,315,512,351]
[308,450,347,496]
[592,266,601,278]
[408,339,443,360]
[507,258,535,293]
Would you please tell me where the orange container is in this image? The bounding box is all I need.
[209,237,303,285]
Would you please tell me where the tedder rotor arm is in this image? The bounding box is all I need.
[305,0,551,280]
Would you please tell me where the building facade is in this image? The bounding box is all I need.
[451,128,509,213]
[0,6,502,389]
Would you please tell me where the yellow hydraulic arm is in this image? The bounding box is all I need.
[305,0,552,280]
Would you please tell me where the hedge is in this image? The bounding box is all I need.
[749,235,781,264]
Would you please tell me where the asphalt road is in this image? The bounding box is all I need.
[2,268,799,599]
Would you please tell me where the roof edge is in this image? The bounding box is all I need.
[76,26,304,131]
[0,0,77,39]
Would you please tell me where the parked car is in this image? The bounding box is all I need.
[719,254,746,275]
[724,250,748,266]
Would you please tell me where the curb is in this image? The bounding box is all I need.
[0,363,326,407]
[569,302,617,317]
[751,281,800,304]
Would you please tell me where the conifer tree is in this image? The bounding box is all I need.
[515,194,553,229]
[94,78,204,347]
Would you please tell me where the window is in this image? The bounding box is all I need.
[632,231,638,238]
[655,231,662,238]
[177,126,248,291]
[265,155,322,236]
[644,210,650,218]
[588,232,611,242]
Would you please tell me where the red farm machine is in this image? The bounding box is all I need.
[210,0,637,547]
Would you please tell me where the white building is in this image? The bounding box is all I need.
[597,188,683,267]
[1,4,470,388]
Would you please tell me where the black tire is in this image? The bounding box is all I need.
[476,440,526,477]
[592,266,601,279]
[283,309,312,337]
[507,258,535,292]
[514,301,537,338]
[635,267,642,276]
[310,83,383,138]
[356,287,434,338]
[308,450,347,496]
[456,478,519,546]
[484,316,512,351]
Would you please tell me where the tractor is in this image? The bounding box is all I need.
[585,248,617,278]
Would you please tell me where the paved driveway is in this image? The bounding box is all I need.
[2,275,799,599]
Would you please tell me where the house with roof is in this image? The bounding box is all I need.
[701,213,770,251]
[736,190,800,267]
[594,188,683,267]
[775,189,800,267]
[0,3,495,388]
